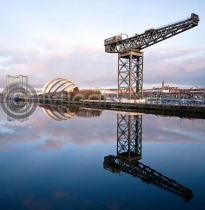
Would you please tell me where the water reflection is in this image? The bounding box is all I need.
[104,113,193,202]
[0,102,200,209]
[5,100,29,122]
[39,105,102,121]
[39,104,75,121]
[3,101,102,122]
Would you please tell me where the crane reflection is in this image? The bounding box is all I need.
[103,113,193,202]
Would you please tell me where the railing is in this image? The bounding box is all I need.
[155,16,190,30]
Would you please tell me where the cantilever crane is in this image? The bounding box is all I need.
[104,13,200,99]
[103,155,193,202]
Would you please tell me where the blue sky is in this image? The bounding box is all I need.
[0,0,204,90]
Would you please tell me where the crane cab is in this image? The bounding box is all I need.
[104,35,122,46]
[104,35,122,53]
[191,13,199,26]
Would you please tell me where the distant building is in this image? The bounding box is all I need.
[162,80,164,90]
[142,80,205,99]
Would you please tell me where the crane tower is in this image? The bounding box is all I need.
[104,13,199,99]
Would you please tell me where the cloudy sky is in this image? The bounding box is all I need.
[0,0,204,90]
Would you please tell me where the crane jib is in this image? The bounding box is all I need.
[104,13,199,53]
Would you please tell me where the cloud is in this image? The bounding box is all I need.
[0,107,117,151]
[0,116,41,151]
[0,42,204,90]
[142,114,205,143]
[144,47,205,87]
[35,139,64,151]
[0,105,204,153]
[0,40,117,89]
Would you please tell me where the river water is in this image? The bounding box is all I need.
[0,105,204,210]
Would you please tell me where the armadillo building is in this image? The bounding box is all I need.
[41,78,77,96]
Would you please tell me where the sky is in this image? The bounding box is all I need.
[0,0,205,90]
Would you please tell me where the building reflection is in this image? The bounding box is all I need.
[39,105,102,121]
[5,100,29,122]
[2,100,102,122]
[39,104,75,121]
[103,113,193,202]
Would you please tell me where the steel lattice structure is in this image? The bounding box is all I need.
[104,113,193,202]
[104,13,199,99]
[118,51,143,99]
[103,155,193,202]
[117,114,142,161]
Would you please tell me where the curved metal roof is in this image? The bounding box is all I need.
[42,78,76,94]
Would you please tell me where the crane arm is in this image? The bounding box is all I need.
[103,155,193,202]
[104,13,199,53]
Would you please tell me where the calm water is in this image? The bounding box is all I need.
[0,105,205,210]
